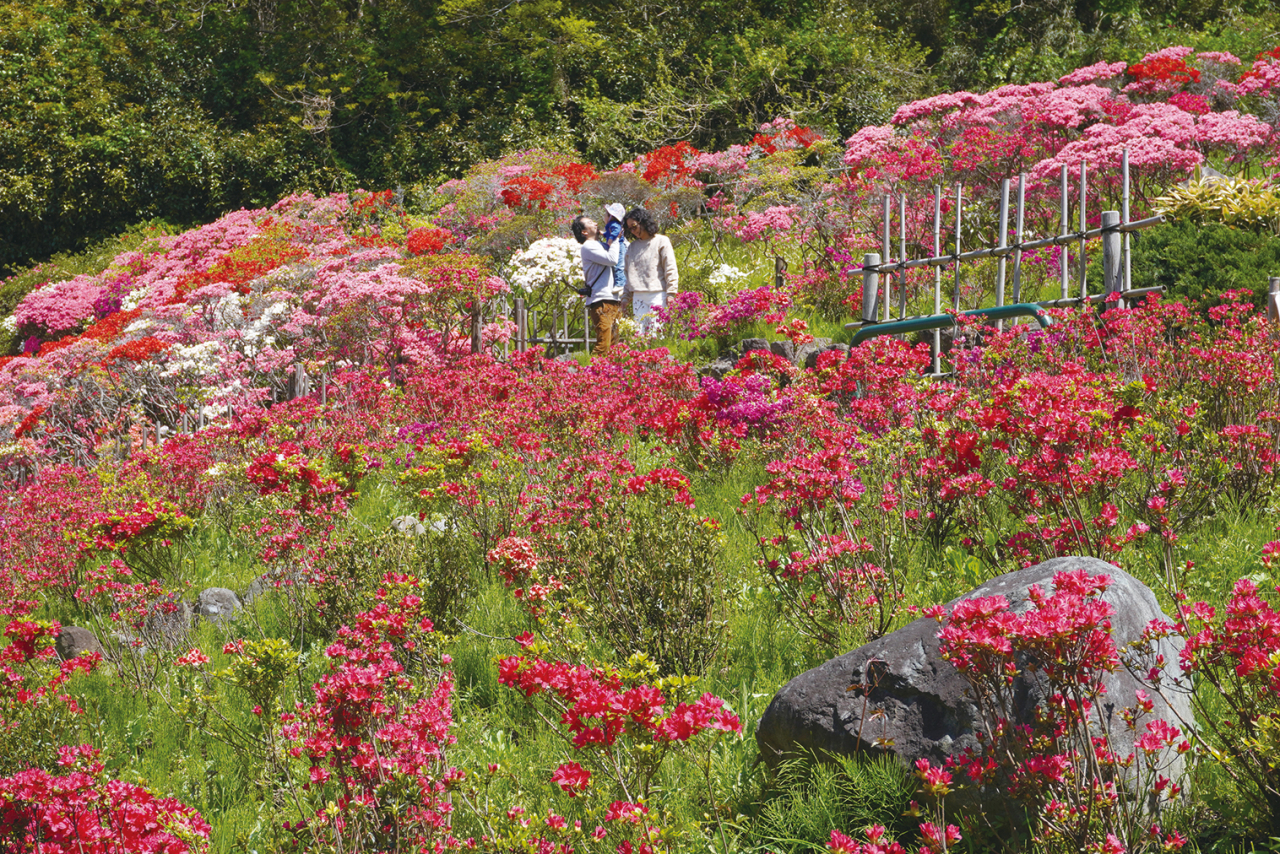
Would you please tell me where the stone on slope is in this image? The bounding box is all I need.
[756,556,1191,787]
[195,587,242,623]
[55,626,104,661]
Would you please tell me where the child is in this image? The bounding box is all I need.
[602,202,628,297]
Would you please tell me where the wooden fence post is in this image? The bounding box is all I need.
[515,298,527,352]
[1101,210,1122,308]
[774,256,787,289]
[862,253,880,324]
[470,308,481,354]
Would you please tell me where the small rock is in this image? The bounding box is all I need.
[794,337,832,368]
[144,597,193,650]
[768,340,796,363]
[391,515,426,535]
[740,338,770,354]
[808,342,849,368]
[195,588,241,623]
[242,567,304,604]
[55,626,103,661]
[700,357,737,379]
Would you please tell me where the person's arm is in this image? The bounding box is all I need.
[580,240,612,268]
[622,245,636,293]
[659,236,679,293]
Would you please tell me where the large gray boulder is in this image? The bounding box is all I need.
[808,342,849,369]
[757,556,1191,785]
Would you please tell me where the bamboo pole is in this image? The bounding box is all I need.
[932,188,942,373]
[1059,165,1070,300]
[882,195,892,322]
[1011,173,1025,304]
[954,184,963,311]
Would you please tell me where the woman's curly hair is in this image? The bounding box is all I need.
[624,207,660,237]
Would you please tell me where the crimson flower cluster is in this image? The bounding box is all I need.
[0,747,211,854]
[497,655,742,748]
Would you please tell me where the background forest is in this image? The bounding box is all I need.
[2,0,1278,277]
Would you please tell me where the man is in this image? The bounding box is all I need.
[571,214,621,356]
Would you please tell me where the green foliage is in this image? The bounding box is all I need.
[748,753,915,853]
[0,1,317,276]
[563,494,728,676]
[3,0,1276,279]
[1157,179,1280,236]
[1130,219,1280,309]
[313,524,476,641]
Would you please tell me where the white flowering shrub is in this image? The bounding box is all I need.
[708,263,748,289]
[161,341,224,379]
[506,238,582,294]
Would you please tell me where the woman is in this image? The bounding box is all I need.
[622,208,678,336]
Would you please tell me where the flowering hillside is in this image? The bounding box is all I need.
[2,47,1280,854]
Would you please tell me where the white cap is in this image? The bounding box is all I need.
[605,202,626,221]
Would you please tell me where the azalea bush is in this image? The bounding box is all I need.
[0,618,100,776]
[0,745,211,854]
[1141,545,1280,835]
[489,455,728,676]
[930,569,1190,853]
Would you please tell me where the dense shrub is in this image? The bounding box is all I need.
[1130,220,1280,308]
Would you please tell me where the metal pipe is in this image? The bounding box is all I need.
[1118,214,1165,232]
[932,187,942,374]
[1122,148,1132,294]
[899,194,908,319]
[848,303,1053,345]
[1037,285,1165,309]
[1079,161,1088,302]
[996,178,1009,314]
